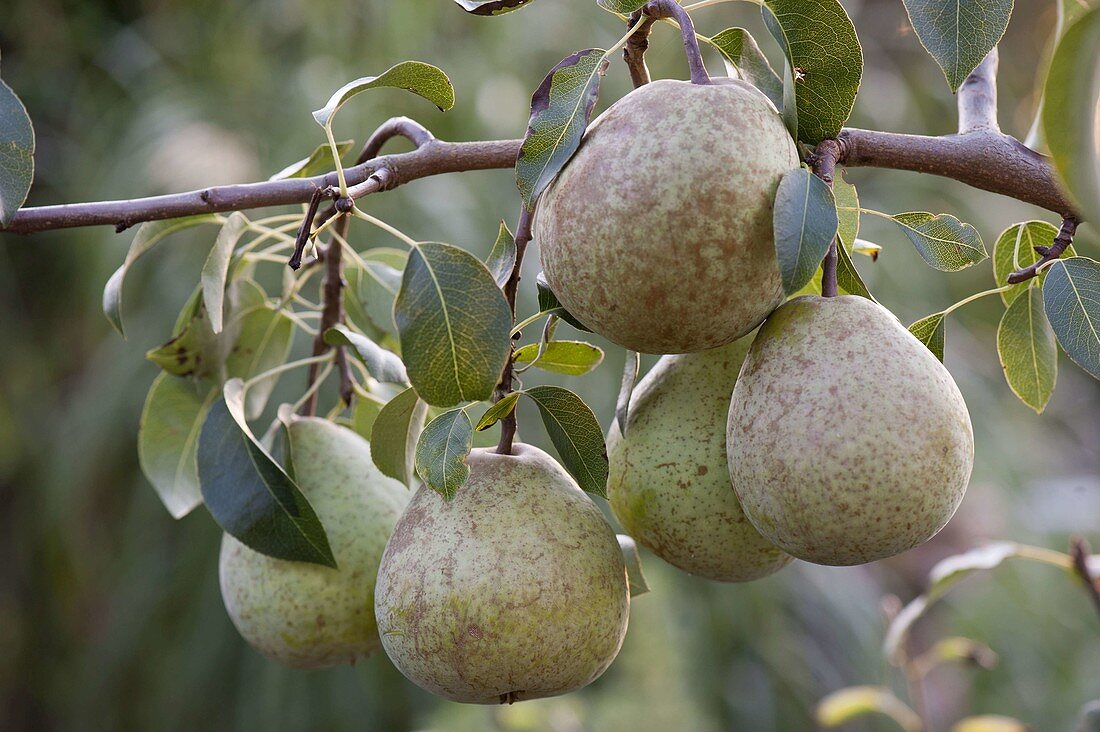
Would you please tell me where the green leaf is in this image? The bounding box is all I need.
[394,242,513,407]
[0,77,34,227]
[953,716,1029,732]
[596,0,647,13]
[523,385,608,497]
[761,0,863,145]
[834,173,860,249]
[891,212,987,271]
[1043,6,1100,224]
[346,251,405,338]
[773,167,839,294]
[370,386,428,485]
[710,28,784,110]
[617,534,650,597]
[909,312,946,362]
[516,49,609,210]
[323,324,407,384]
[138,374,217,519]
[836,237,874,300]
[998,286,1058,412]
[312,61,455,128]
[815,686,922,731]
[269,140,355,180]
[993,221,1072,304]
[1043,256,1100,380]
[454,0,538,14]
[351,391,386,440]
[485,219,517,287]
[513,340,604,375]
[146,309,218,378]
[475,391,521,431]
[102,215,220,336]
[225,300,296,420]
[415,408,474,498]
[201,212,249,334]
[197,379,336,567]
[536,271,592,331]
[616,351,640,436]
[902,0,1014,91]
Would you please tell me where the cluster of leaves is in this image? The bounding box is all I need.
[815,540,1100,730]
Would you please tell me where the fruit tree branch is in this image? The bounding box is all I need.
[623,9,656,87]
[1007,216,1078,283]
[809,139,842,298]
[644,0,710,86]
[495,207,533,456]
[957,49,1000,134]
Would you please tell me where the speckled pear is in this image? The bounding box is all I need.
[536,78,798,354]
[727,296,974,566]
[219,417,409,668]
[375,444,629,704]
[608,339,791,581]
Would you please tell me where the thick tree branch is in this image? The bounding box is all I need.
[958,49,1000,134]
[495,207,533,456]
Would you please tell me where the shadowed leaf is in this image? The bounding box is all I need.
[536,271,592,331]
[617,535,650,597]
[312,61,455,128]
[616,350,640,436]
[902,0,1013,91]
[997,286,1057,412]
[523,385,608,497]
[892,211,987,271]
[454,0,537,14]
[371,386,428,486]
[710,28,784,110]
[201,212,249,334]
[773,167,839,294]
[485,219,517,287]
[0,76,34,227]
[993,220,1072,304]
[415,408,473,498]
[324,324,407,384]
[1042,256,1100,380]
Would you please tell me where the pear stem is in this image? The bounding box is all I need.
[644,0,710,85]
[495,207,534,456]
[809,139,843,297]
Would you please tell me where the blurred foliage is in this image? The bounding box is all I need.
[0,0,1097,729]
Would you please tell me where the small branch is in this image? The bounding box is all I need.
[355,116,435,164]
[644,0,710,85]
[623,10,656,87]
[289,186,332,270]
[1006,216,1078,284]
[1070,536,1100,621]
[810,139,842,298]
[495,207,533,456]
[301,215,350,416]
[958,48,1000,134]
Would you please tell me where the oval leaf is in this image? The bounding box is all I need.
[993,220,1071,304]
[891,211,987,271]
[102,215,220,336]
[617,535,650,597]
[0,77,34,227]
[269,139,355,181]
[516,49,609,210]
[902,0,1013,91]
[1043,256,1100,380]
[710,28,784,110]
[324,324,407,384]
[485,219,517,287]
[997,285,1058,412]
[455,0,537,14]
[224,300,296,420]
[816,686,922,730]
[201,212,249,334]
[1043,6,1100,224]
[774,167,839,294]
[394,242,513,407]
[761,0,863,144]
[475,391,521,431]
[523,385,608,498]
[909,312,946,362]
[513,340,604,375]
[415,408,474,498]
[370,386,428,486]
[536,271,592,331]
[197,379,336,567]
[312,61,455,128]
[138,375,217,519]
[836,239,874,300]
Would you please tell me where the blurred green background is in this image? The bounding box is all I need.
[0,0,1097,729]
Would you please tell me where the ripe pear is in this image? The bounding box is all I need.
[219,417,409,668]
[536,78,798,354]
[608,339,791,581]
[375,444,629,704]
[727,296,974,566]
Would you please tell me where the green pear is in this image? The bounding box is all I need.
[375,444,629,704]
[219,417,408,668]
[727,296,974,566]
[536,78,798,354]
[608,339,791,581]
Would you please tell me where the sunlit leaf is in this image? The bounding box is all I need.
[394,242,513,407]
[268,140,355,180]
[415,408,473,498]
[485,219,517,287]
[710,28,784,110]
[773,167,839,294]
[197,379,336,567]
[952,715,1030,732]
[902,0,1013,91]
[475,391,521,431]
[513,340,604,375]
[324,324,407,384]
[1042,256,1100,380]
[909,312,946,362]
[523,385,608,497]
[816,686,922,731]
[516,49,609,209]
[992,220,1071,304]
[834,173,860,248]
[102,215,220,336]
[891,212,987,271]
[997,286,1058,412]
[312,61,455,128]
[0,76,34,227]
[201,212,249,334]
[138,374,217,519]
[370,386,428,486]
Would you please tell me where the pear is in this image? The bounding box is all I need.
[375,444,629,704]
[608,339,791,581]
[219,417,408,668]
[727,296,974,566]
[536,78,798,354]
